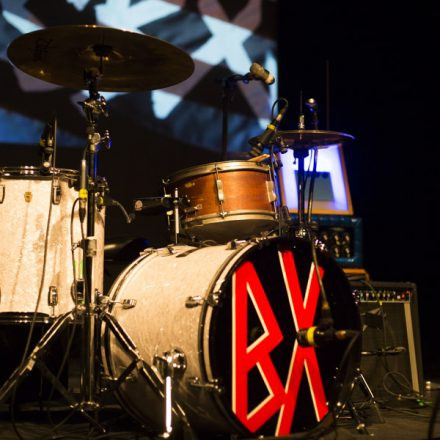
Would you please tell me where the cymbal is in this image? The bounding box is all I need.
[278,130,354,149]
[7,25,194,92]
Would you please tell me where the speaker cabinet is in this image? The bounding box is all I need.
[350,280,424,400]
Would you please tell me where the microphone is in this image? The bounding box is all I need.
[297,326,357,348]
[249,62,275,85]
[79,159,87,223]
[248,104,288,157]
[39,117,55,169]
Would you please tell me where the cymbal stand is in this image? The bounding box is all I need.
[77,68,109,410]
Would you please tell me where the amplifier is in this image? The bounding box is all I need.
[290,215,363,267]
[350,280,424,400]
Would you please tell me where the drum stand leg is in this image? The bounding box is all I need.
[0,310,105,431]
[339,367,385,435]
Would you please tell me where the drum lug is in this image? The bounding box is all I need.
[214,165,227,218]
[0,184,4,203]
[48,286,58,316]
[52,181,61,205]
[121,299,137,309]
[185,293,220,308]
[227,239,247,250]
[139,247,155,256]
[266,180,277,203]
[188,377,224,394]
[185,296,204,308]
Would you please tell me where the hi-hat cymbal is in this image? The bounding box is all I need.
[278,130,354,149]
[7,25,194,92]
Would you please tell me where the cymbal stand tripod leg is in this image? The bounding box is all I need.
[0,311,73,404]
[338,367,385,435]
[0,310,106,431]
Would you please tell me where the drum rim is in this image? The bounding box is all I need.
[165,160,270,183]
[183,210,278,224]
[0,166,78,178]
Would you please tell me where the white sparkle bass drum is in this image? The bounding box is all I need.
[102,237,361,438]
[0,166,105,323]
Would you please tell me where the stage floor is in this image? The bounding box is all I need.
[0,391,438,440]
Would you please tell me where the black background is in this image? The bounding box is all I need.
[277,1,439,377]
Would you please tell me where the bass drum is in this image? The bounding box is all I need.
[103,238,360,437]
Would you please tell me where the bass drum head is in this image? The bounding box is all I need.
[204,238,361,436]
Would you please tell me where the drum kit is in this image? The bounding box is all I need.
[0,25,362,439]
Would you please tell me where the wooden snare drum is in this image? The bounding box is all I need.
[165,160,278,242]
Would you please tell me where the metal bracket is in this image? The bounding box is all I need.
[83,237,97,257]
[266,180,277,203]
[185,291,221,308]
[188,377,224,394]
[52,180,61,205]
[48,286,58,317]
[214,165,227,218]
[153,348,187,437]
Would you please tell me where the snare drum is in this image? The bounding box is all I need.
[103,237,360,437]
[0,166,105,322]
[165,160,278,243]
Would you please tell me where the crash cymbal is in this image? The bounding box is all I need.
[7,25,194,92]
[278,130,354,149]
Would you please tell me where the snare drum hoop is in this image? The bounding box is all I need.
[182,210,278,225]
[0,166,78,182]
[165,160,271,184]
[197,237,361,436]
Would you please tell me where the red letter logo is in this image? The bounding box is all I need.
[232,250,328,435]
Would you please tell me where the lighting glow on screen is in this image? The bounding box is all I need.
[279,145,353,215]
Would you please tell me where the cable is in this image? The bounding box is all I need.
[10,118,59,440]
[428,390,440,439]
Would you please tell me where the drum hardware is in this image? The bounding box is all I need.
[187,377,224,393]
[51,180,61,204]
[185,293,221,308]
[153,348,187,437]
[47,286,58,315]
[214,163,227,218]
[24,191,32,202]
[185,296,205,308]
[97,293,137,311]
[338,367,385,435]
[0,185,4,203]
[227,239,248,250]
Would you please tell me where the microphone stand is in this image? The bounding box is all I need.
[220,73,252,161]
